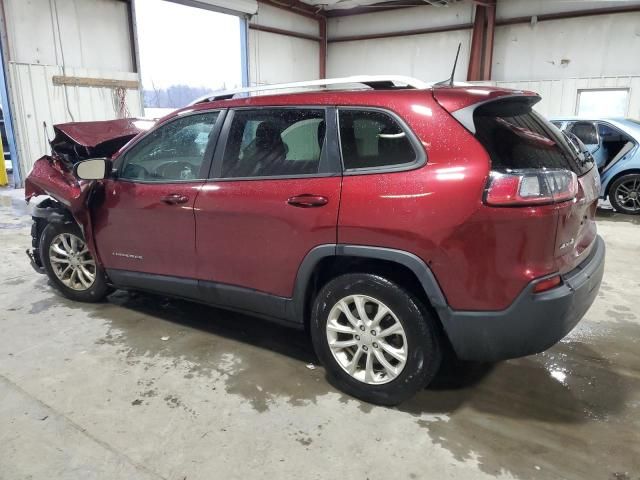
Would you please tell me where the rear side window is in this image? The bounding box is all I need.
[339,109,417,170]
[473,98,594,176]
[221,109,326,178]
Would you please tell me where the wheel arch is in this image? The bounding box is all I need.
[604,168,640,197]
[288,245,449,329]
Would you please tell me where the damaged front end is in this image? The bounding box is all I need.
[25,117,154,272]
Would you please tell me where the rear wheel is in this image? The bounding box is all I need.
[310,273,442,406]
[609,173,640,215]
[40,222,110,302]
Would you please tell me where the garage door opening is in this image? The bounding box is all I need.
[0,36,18,187]
[135,0,244,118]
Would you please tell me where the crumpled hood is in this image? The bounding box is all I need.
[51,118,155,164]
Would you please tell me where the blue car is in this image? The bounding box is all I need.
[551,117,640,214]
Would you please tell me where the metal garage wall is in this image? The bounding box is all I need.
[478,76,640,119]
[326,1,640,84]
[8,63,142,174]
[326,3,474,82]
[248,3,319,85]
[1,0,141,184]
[492,11,640,81]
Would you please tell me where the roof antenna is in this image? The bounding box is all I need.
[435,42,462,87]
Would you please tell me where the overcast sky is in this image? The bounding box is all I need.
[135,0,243,91]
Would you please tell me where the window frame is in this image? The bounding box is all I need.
[337,106,426,176]
[575,88,630,117]
[595,120,636,144]
[114,109,226,184]
[209,106,341,181]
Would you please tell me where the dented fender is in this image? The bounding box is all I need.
[25,156,103,266]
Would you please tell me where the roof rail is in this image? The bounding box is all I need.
[188,75,432,105]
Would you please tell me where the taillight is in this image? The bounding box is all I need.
[484,169,578,206]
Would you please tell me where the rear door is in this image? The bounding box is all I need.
[93,110,223,278]
[193,107,342,298]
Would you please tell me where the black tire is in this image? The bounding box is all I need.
[40,221,110,302]
[310,273,442,406]
[609,173,640,215]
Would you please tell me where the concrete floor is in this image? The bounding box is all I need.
[0,186,638,480]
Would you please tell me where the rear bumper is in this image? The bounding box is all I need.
[441,235,606,362]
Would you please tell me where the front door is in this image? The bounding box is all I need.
[194,107,342,298]
[93,110,223,279]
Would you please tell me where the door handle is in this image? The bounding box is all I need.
[161,193,189,205]
[287,194,329,208]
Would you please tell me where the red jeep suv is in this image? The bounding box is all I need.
[25,76,605,405]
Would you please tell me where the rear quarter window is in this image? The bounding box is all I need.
[473,98,594,176]
[338,109,418,170]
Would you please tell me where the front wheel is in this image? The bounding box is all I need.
[609,173,640,215]
[310,273,442,406]
[40,222,110,302]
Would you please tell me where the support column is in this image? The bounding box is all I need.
[466,0,496,81]
[482,2,496,81]
[319,16,327,79]
[467,5,485,81]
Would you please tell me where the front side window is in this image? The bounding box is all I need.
[120,112,219,182]
[221,109,326,178]
[338,109,417,170]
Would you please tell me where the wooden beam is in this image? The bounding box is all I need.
[248,23,321,41]
[52,76,139,89]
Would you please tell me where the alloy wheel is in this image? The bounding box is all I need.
[614,178,640,213]
[49,233,97,291]
[326,294,408,385]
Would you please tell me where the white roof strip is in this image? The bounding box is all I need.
[189,75,432,105]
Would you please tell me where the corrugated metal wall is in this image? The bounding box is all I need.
[249,3,320,85]
[1,0,141,185]
[476,76,640,118]
[8,63,142,174]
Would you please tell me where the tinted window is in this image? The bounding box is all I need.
[569,121,598,145]
[121,112,219,181]
[473,98,594,176]
[339,110,416,170]
[597,122,633,143]
[221,109,326,178]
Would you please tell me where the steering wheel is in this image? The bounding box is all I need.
[122,163,150,180]
[155,161,197,180]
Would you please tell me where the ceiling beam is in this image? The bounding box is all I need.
[257,0,322,19]
[323,1,429,18]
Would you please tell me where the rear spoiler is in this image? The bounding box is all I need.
[432,86,540,134]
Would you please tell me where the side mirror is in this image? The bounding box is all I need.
[73,158,111,180]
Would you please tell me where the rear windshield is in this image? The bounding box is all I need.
[473,98,594,176]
